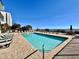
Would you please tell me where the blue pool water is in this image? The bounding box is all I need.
[23,33,65,53]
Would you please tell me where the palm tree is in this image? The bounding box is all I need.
[21,25,32,32]
[25,25,32,31]
[11,23,21,32]
[1,23,9,33]
[44,29,50,32]
[21,26,26,32]
[0,12,3,33]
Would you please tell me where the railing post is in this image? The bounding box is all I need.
[42,44,44,59]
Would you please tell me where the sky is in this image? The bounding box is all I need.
[3,0,79,29]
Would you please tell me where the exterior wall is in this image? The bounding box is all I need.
[6,12,12,26]
[0,11,6,24]
[0,11,12,26]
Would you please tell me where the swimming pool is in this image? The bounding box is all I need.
[23,33,66,53]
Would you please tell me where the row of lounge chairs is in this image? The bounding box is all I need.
[0,33,13,48]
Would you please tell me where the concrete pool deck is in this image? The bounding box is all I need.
[0,32,75,59]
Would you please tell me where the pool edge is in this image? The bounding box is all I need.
[22,32,74,59]
[34,32,74,59]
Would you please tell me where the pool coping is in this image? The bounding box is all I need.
[34,32,75,59]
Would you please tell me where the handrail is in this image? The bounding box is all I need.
[24,50,38,59]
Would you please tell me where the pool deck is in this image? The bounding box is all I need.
[54,35,79,59]
[0,33,42,59]
[0,32,75,59]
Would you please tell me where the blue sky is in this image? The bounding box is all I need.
[3,0,79,29]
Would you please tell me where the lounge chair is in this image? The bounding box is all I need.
[0,40,6,43]
[0,41,12,48]
[0,34,13,48]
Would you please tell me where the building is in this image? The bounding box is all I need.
[0,0,12,26]
[0,0,12,33]
[0,11,12,26]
